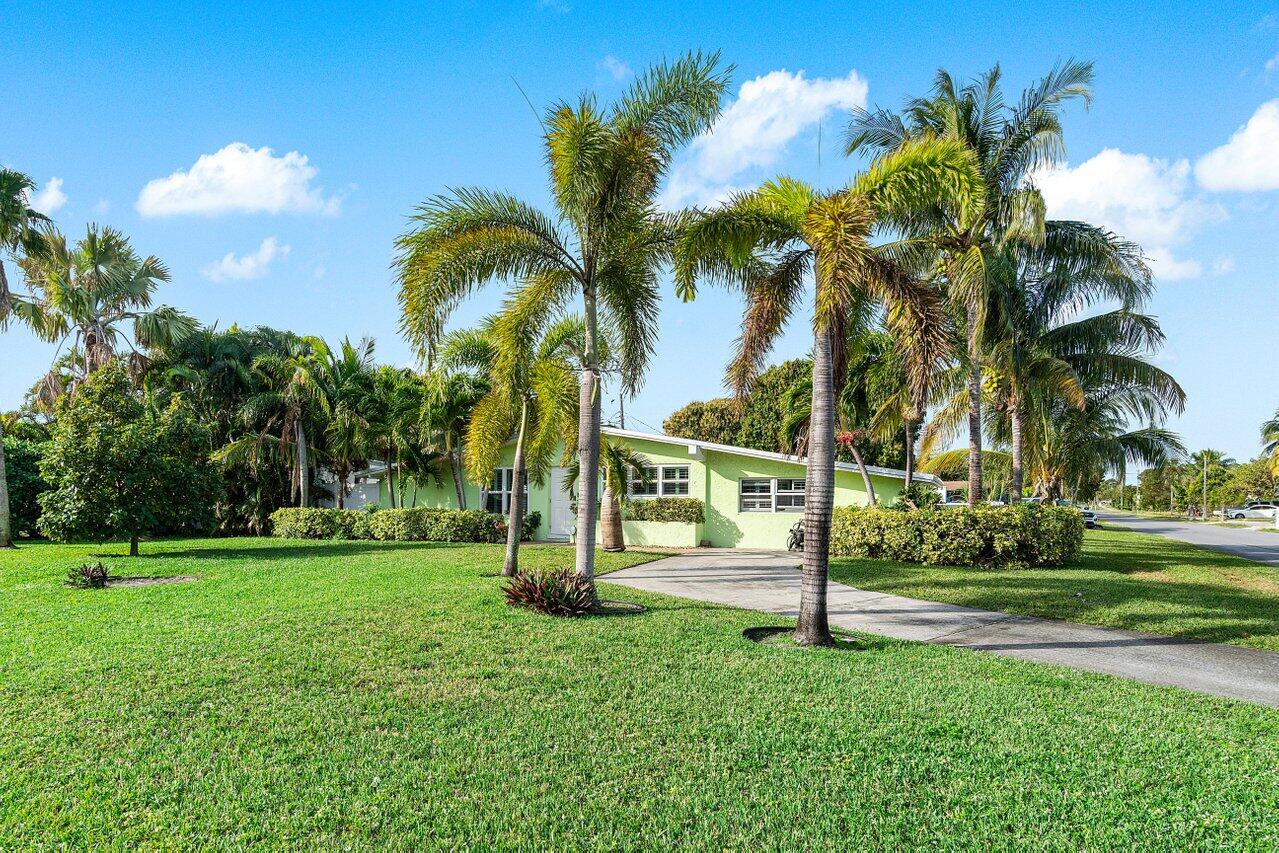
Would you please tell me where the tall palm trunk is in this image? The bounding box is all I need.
[384,450,396,508]
[574,289,601,585]
[849,445,877,506]
[965,304,983,506]
[502,398,529,577]
[1009,399,1024,504]
[295,421,310,507]
[796,327,835,647]
[445,432,466,509]
[0,420,12,548]
[903,417,916,492]
[600,483,624,551]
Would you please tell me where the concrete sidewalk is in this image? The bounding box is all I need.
[604,549,1279,707]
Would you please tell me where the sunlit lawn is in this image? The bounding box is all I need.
[831,526,1279,650]
[1,537,1277,848]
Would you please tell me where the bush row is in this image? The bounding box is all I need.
[830,505,1083,567]
[622,497,705,524]
[269,507,541,543]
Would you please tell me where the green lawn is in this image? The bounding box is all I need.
[831,526,1279,650]
[2,538,1277,848]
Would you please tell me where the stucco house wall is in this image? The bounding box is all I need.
[372,427,941,549]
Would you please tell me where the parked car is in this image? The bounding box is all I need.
[1223,502,1279,520]
[1080,508,1098,528]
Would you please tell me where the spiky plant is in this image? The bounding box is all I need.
[396,52,731,587]
[675,140,982,646]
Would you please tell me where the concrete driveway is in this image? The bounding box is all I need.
[604,549,1279,707]
[1099,511,1279,566]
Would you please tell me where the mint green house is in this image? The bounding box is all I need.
[367,427,943,550]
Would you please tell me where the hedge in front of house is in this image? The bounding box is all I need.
[270,506,541,543]
[623,497,705,524]
[830,504,1083,567]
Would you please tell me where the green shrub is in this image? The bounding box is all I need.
[831,504,1083,567]
[890,482,942,510]
[270,507,511,543]
[623,497,704,524]
[521,511,542,541]
[3,437,48,538]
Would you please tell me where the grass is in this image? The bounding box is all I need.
[830,526,1279,650]
[1,537,1277,847]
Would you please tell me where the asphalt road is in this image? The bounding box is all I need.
[1098,511,1279,566]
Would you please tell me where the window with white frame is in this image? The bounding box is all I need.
[739,477,806,512]
[627,465,690,498]
[483,468,527,515]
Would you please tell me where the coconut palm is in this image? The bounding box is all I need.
[16,224,196,406]
[396,52,730,587]
[440,315,583,575]
[0,169,52,548]
[847,61,1094,504]
[675,141,981,646]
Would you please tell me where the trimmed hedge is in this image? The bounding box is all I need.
[830,504,1083,567]
[623,497,705,524]
[270,507,541,543]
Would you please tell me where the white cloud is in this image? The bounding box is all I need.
[1267,53,1279,78]
[660,69,869,207]
[1195,100,1279,191]
[29,177,67,215]
[599,55,631,81]
[1212,256,1236,276]
[94,199,111,214]
[1034,148,1223,281]
[201,237,291,282]
[137,143,340,217]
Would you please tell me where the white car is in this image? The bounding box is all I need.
[1224,502,1278,520]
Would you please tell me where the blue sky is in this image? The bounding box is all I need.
[4,0,1278,465]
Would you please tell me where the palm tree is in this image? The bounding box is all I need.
[396,52,730,587]
[675,143,981,646]
[440,315,582,575]
[566,437,651,552]
[0,169,52,548]
[16,224,196,406]
[319,337,376,508]
[223,336,331,507]
[420,370,486,510]
[847,61,1094,505]
[1263,411,1279,477]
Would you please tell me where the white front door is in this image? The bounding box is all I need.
[548,467,574,540]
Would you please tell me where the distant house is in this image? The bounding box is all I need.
[355,426,944,550]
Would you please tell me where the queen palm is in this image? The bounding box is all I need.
[0,169,52,548]
[16,224,196,406]
[675,142,981,646]
[440,314,583,576]
[847,61,1094,504]
[396,52,730,586]
[420,369,486,510]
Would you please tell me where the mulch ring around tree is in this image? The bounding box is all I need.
[742,625,866,652]
[590,600,647,616]
[105,576,198,588]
